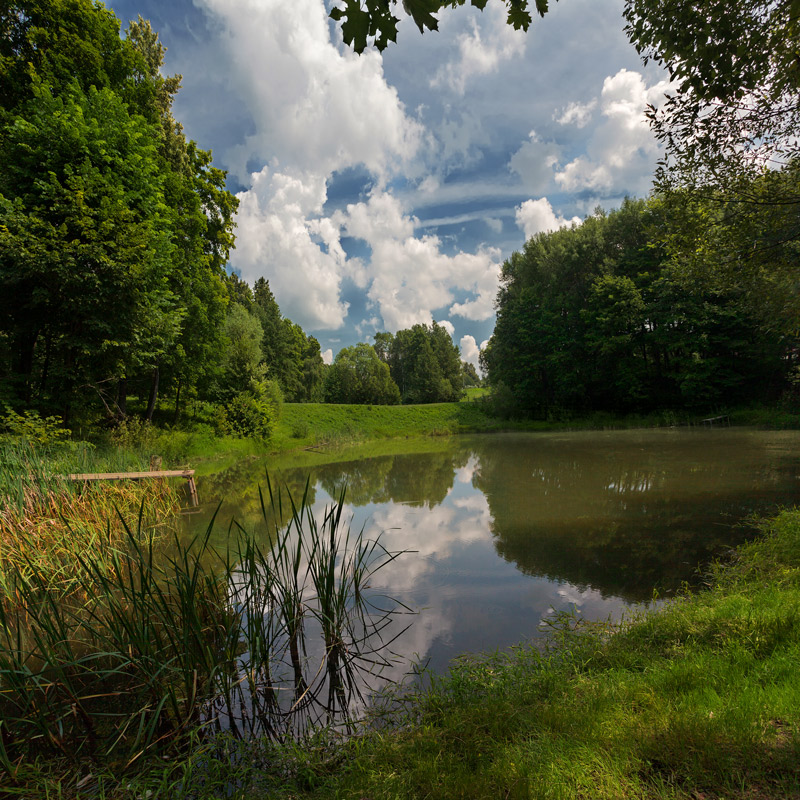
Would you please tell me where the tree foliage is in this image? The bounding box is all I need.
[0,1,237,423]
[324,343,401,405]
[482,199,790,416]
[227,275,326,403]
[624,0,800,187]
[381,323,464,404]
[623,0,800,297]
[329,0,551,53]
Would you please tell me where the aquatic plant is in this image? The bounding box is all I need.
[0,474,410,790]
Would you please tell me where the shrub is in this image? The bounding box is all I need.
[0,408,70,445]
[216,379,282,440]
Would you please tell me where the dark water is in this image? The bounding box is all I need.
[187,429,800,676]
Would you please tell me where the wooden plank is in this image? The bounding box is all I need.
[66,470,195,481]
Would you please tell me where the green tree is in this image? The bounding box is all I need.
[372,331,393,363]
[462,361,481,387]
[218,304,266,401]
[623,0,800,332]
[330,0,550,53]
[0,2,237,423]
[388,323,463,403]
[483,197,788,416]
[0,80,176,419]
[324,343,401,405]
[624,0,799,196]
[249,277,325,402]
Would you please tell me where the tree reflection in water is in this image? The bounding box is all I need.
[187,430,800,678]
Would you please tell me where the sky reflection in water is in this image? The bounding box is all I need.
[189,429,800,677]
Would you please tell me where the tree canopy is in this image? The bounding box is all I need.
[624,0,799,188]
[324,343,401,405]
[382,323,464,404]
[482,198,790,416]
[0,0,237,423]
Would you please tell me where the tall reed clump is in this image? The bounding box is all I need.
[0,475,409,795]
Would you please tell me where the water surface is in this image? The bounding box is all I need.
[188,428,800,675]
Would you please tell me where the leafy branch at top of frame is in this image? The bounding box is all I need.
[329,0,551,53]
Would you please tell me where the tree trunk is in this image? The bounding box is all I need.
[14,328,39,404]
[145,366,159,423]
[37,332,52,401]
[173,378,182,425]
[116,376,127,419]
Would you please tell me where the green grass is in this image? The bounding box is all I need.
[268,401,506,453]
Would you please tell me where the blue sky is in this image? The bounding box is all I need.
[108,0,670,367]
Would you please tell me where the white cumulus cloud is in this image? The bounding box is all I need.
[431,2,527,95]
[460,334,487,372]
[554,99,597,128]
[437,319,455,337]
[508,131,561,194]
[198,0,421,182]
[334,191,502,330]
[515,198,582,240]
[554,69,674,195]
[231,167,350,330]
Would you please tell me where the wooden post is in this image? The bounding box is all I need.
[187,476,199,507]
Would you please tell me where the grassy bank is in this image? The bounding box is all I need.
[257,509,800,800]
[132,401,798,469]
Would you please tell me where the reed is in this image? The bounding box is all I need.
[0,467,409,795]
[0,438,181,596]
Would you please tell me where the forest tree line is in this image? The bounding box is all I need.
[482,194,799,416]
[0,0,477,437]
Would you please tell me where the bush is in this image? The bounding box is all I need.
[0,407,70,445]
[108,415,155,449]
[215,379,282,440]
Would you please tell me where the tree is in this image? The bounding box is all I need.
[387,323,464,403]
[0,80,177,419]
[462,361,481,387]
[0,1,237,424]
[624,0,799,190]
[329,0,551,53]
[218,304,266,401]
[124,17,236,423]
[623,0,800,301]
[324,343,401,405]
[372,331,393,363]
[229,275,326,403]
[483,197,788,416]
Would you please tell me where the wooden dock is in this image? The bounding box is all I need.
[701,415,730,427]
[66,469,199,506]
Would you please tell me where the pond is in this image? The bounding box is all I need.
[186,428,800,678]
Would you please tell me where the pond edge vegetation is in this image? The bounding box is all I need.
[1,434,799,798]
